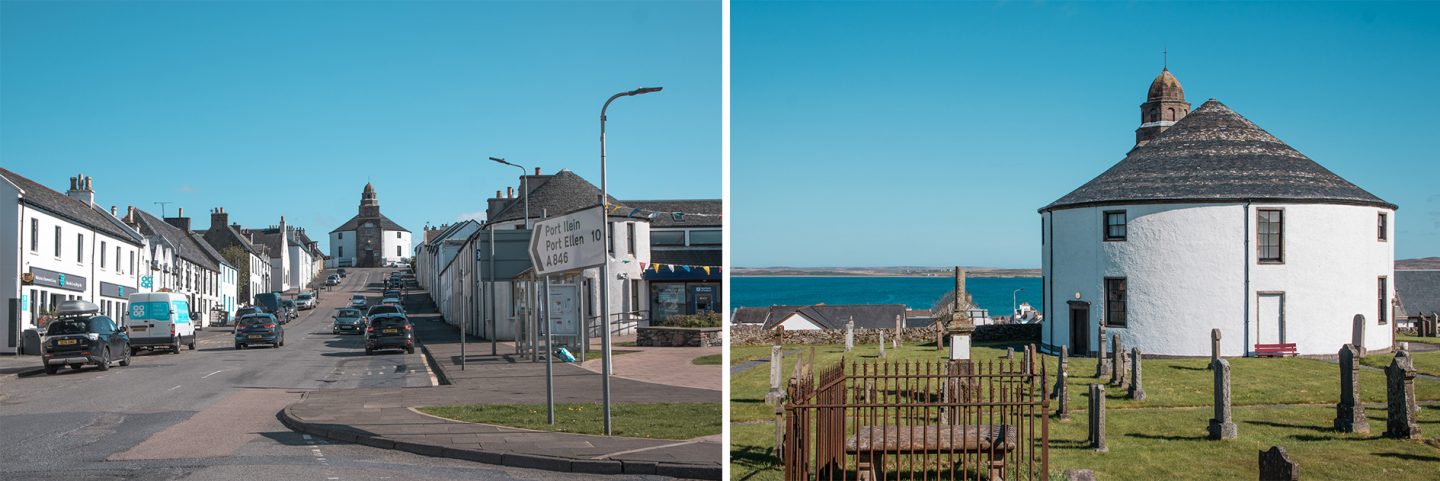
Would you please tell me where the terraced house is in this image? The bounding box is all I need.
[122,207,236,329]
[0,169,147,354]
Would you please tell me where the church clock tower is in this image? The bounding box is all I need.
[1135,67,1191,146]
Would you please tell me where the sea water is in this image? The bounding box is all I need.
[731,276,1044,316]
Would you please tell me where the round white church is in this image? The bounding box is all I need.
[1039,69,1397,357]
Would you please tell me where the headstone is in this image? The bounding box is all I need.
[844,318,855,353]
[1209,328,1222,370]
[1384,350,1421,439]
[1351,314,1366,356]
[1088,384,1107,451]
[1258,446,1299,481]
[1052,345,1069,400]
[1128,347,1146,401]
[1063,469,1096,481]
[878,330,886,359]
[1095,327,1110,379]
[1110,334,1125,388]
[1208,358,1237,440]
[1055,370,1070,420]
[1006,347,1015,360]
[893,315,902,349]
[1333,344,1369,433]
[766,345,785,406]
[1024,344,1036,376]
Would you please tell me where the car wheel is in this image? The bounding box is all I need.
[44,364,59,375]
[406,346,415,354]
[188,338,196,350]
[235,344,243,350]
[119,345,132,366]
[96,348,111,371]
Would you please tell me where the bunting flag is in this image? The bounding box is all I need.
[667,264,675,272]
[639,262,647,270]
[635,262,722,275]
[702,266,711,275]
[682,265,692,272]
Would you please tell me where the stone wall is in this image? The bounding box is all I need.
[636,326,723,347]
[730,323,1041,346]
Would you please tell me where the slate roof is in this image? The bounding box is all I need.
[756,304,908,330]
[190,233,234,269]
[0,167,142,244]
[250,229,287,260]
[130,208,220,270]
[1042,100,1396,212]
[732,306,785,325]
[623,200,721,227]
[1397,270,1440,318]
[488,170,625,225]
[331,213,408,233]
[203,223,264,257]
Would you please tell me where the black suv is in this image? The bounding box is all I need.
[42,301,131,374]
[365,314,414,355]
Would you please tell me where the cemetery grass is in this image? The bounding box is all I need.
[730,342,1440,480]
[417,402,721,440]
[693,354,723,365]
[1361,348,1440,377]
[1398,334,1440,346]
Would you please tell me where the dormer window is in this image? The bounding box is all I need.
[1104,211,1127,241]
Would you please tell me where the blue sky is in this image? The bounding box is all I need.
[733,1,1440,268]
[2,1,719,251]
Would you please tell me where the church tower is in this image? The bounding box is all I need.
[359,182,380,217]
[1135,67,1191,146]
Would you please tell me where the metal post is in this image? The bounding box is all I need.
[598,86,660,436]
[489,226,496,356]
[544,275,554,424]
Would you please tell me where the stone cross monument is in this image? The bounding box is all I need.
[944,267,975,360]
[1128,347,1146,401]
[844,317,854,353]
[1333,344,1369,433]
[1209,328,1221,370]
[1208,358,1237,440]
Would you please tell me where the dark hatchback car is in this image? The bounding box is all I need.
[332,308,365,334]
[234,314,285,349]
[365,314,414,355]
[42,301,130,374]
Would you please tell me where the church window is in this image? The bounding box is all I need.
[1378,276,1388,325]
[1378,212,1388,241]
[1104,278,1127,327]
[1257,209,1284,263]
[1103,211,1126,241]
[1167,108,1175,121]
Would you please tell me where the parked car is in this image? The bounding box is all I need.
[325,274,340,286]
[41,301,130,374]
[234,314,284,349]
[332,308,365,335]
[350,294,367,308]
[337,268,348,278]
[296,292,316,310]
[255,292,283,315]
[380,296,402,307]
[365,313,414,355]
[281,300,298,322]
[124,292,197,354]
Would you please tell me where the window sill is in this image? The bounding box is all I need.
[1257,260,1285,265]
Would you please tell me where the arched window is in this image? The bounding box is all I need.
[1167,108,1176,121]
[1148,109,1159,122]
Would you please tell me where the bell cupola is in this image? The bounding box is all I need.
[1135,67,1191,146]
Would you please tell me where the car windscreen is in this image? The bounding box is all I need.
[351,294,365,299]
[371,317,408,329]
[47,319,90,335]
[298,294,313,300]
[337,309,361,318]
[283,301,296,307]
[240,316,274,325]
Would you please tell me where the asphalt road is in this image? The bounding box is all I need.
[0,268,654,481]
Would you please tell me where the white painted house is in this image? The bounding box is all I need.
[1039,69,1396,357]
[0,169,147,353]
[123,207,230,328]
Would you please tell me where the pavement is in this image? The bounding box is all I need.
[574,336,722,391]
[279,279,723,479]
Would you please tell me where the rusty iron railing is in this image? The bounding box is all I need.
[784,353,1050,481]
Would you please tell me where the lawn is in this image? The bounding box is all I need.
[693,354,723,365]
[1361,348,1440,378]
[419,402,721,440]
[731,342,1440,480]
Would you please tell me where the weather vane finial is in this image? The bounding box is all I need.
[1163,47,1168,70]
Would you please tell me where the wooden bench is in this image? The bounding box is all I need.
[845,425,1016,481]
[1253,343,1297,357]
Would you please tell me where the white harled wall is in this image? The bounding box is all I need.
[1043,202,1394,357]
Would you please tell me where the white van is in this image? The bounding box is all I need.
[125,292,197,354]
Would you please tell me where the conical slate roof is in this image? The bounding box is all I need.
[1042,99,1395,212]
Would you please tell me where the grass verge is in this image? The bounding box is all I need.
[692,354,723,365]
[420,402,721,440]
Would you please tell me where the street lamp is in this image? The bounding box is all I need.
[488,157,531,229]
[1013,288,1025,323]
[598,86,661,436]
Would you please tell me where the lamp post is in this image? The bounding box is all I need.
[598,86,661,436]
[488,157,531,229]
[1013,288,1024,322]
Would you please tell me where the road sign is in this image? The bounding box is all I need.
[529,206,606,276]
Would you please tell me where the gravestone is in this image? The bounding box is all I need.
[766,345,785,406]
[1052,345,1069,400]
[878,330,886,358]
[893,315,902,349]
[1128,347,1146,401]
[1351,314,1366,356]
[1258,446,1299,481]
[1005,347,1015,360]
[1063,469,1096,481]
[1055,370,1070,420]
[1208,358,1237,440]
[1209,328,1222,370]
[1333,344,1369,433]
[1022,345,1034,376]
[1088,384,1107,452]
[1384,350,1421,439]
[1110,334,1125,388]
[845,318,854,353]
[1095,327,1110,379]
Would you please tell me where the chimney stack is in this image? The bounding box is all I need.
[164,208,192,233]
[65,174,95,206]
[110,205,118,217]
[506,186,513,198]
[534,167,541,176]
[210,207,229,231]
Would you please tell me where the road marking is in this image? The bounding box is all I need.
[201,370,224,379]
[166,385,181,391]
[417,345,440,386]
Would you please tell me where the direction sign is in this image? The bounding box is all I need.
[529,206,606,276]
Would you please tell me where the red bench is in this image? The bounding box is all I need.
[1253,343,1297,357]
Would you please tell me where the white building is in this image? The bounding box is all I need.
[1039,69,1396,357]
[329,183,411,268]
[123,207,229,325]
[248,217,322,292]
[0,170,147,353]
[191,232,238,323]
